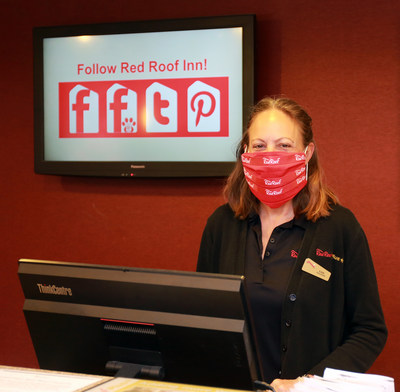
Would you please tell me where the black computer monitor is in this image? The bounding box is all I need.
[18,259,260,390]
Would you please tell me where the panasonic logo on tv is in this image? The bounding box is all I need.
[37,283,72,296]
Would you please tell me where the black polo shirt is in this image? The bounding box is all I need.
[245,214,306,383]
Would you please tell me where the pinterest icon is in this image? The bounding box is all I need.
[187,81,220,132]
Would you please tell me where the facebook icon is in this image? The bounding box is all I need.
[106,83,137,133]
[69,85,99,134]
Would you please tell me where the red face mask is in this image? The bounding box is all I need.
[241,150,308,208]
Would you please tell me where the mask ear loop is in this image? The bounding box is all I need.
[304,146,309,180]
[243,145,248,153]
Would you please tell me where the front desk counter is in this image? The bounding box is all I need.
[0,366,252,392]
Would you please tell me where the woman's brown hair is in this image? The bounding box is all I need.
[224,97,338,221]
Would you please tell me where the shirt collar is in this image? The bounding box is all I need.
[248,211,308,230]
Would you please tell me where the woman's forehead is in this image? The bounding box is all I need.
[249,109,302,140]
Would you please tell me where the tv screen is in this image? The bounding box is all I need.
[18,259,260,390]
[33,15,255,177]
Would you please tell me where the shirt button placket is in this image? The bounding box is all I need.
[263,237,275,260]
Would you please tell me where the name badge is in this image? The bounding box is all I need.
[302,258,331,281]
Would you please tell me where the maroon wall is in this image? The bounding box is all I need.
[0,0,398,384]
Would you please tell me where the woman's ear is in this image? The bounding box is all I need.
[305,142,315,163]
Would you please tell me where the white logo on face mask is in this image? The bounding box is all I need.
[264,178,282,186]
[263,157,280,165]
[244,168,252,179]
[295,167,305,176]
[265,188,283,196]
[295,154,306,161]
[242,157,251,164]
[296,175,306,184]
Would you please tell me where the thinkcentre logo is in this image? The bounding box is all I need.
[37,283,72,296]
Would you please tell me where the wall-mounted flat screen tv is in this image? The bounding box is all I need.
[33,15,255,177]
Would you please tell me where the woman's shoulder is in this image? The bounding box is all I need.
[317,203,362,232]
[208,203,234,218]
[206,203,236,223]
[205,203,245,228]
[328,204,356,220]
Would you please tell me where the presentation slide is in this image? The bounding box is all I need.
[42,27,244,162]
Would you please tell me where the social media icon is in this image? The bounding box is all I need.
[145,82,177,133]
[187,81,220,132]
[69,85,99,133]
[107,83,137,133]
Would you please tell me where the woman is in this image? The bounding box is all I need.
[197,97,387,391]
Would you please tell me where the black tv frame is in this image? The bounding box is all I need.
[18,258,261,390]
[33,15,255,178]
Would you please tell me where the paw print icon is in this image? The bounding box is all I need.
[122,118,136,133]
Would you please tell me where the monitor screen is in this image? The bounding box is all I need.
[18,259,260,390]
[33,15,255,177]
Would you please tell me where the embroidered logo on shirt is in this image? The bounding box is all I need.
[291,250,298,258]
[316,248,344,263]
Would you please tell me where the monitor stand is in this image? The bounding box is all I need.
[106,360,165,380]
